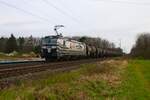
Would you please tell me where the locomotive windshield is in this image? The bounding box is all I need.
[42,37,57,45]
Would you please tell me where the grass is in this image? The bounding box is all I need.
[117,60,150,100]
[0,52,38,61]
[0,59,150,100]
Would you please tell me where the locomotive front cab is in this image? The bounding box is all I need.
[41,36,60,60]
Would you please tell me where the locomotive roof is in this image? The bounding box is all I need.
[44,35,63,39]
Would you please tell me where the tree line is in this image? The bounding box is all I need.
[0,34,41,54]
[0,34,121,54]
[131,33,150,59]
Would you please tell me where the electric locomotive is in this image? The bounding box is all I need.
[41,25,86,61]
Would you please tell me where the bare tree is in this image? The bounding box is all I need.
[131,33,150,59]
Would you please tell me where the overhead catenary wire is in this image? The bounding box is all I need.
[42,0,95,33]
[0,0,90,36]
[42,0,81,24]
[55,0,75,16]
[55,0,82,25]
[0,0,55,24]
[21,0,62,23]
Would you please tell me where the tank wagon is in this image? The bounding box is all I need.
[41,26,123,61]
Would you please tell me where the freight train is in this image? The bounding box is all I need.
[41,26,123,61]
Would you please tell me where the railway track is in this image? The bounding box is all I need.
[0,59,102,80]
[0,61,45,70]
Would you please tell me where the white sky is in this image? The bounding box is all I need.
[0,0,150,53]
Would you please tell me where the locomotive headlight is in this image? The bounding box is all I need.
[42,46,47,49]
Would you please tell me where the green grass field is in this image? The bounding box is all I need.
[0,59,150,100]
[118,60,150,100]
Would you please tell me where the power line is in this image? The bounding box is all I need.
[0,0,55,24]
[56,0,82,23]
[42,0,81,24]
[55,0,74,15]
[22,0,61,23]
[0,0,92,34]
[42,0,92,32]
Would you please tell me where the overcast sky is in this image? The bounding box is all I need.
[0,0,150,53]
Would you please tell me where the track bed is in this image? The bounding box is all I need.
[0,58,104,80]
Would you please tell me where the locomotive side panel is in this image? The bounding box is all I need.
[57,39,86,57]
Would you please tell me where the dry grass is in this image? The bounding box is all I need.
[78,60,127,87]
[0,59,128,100]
